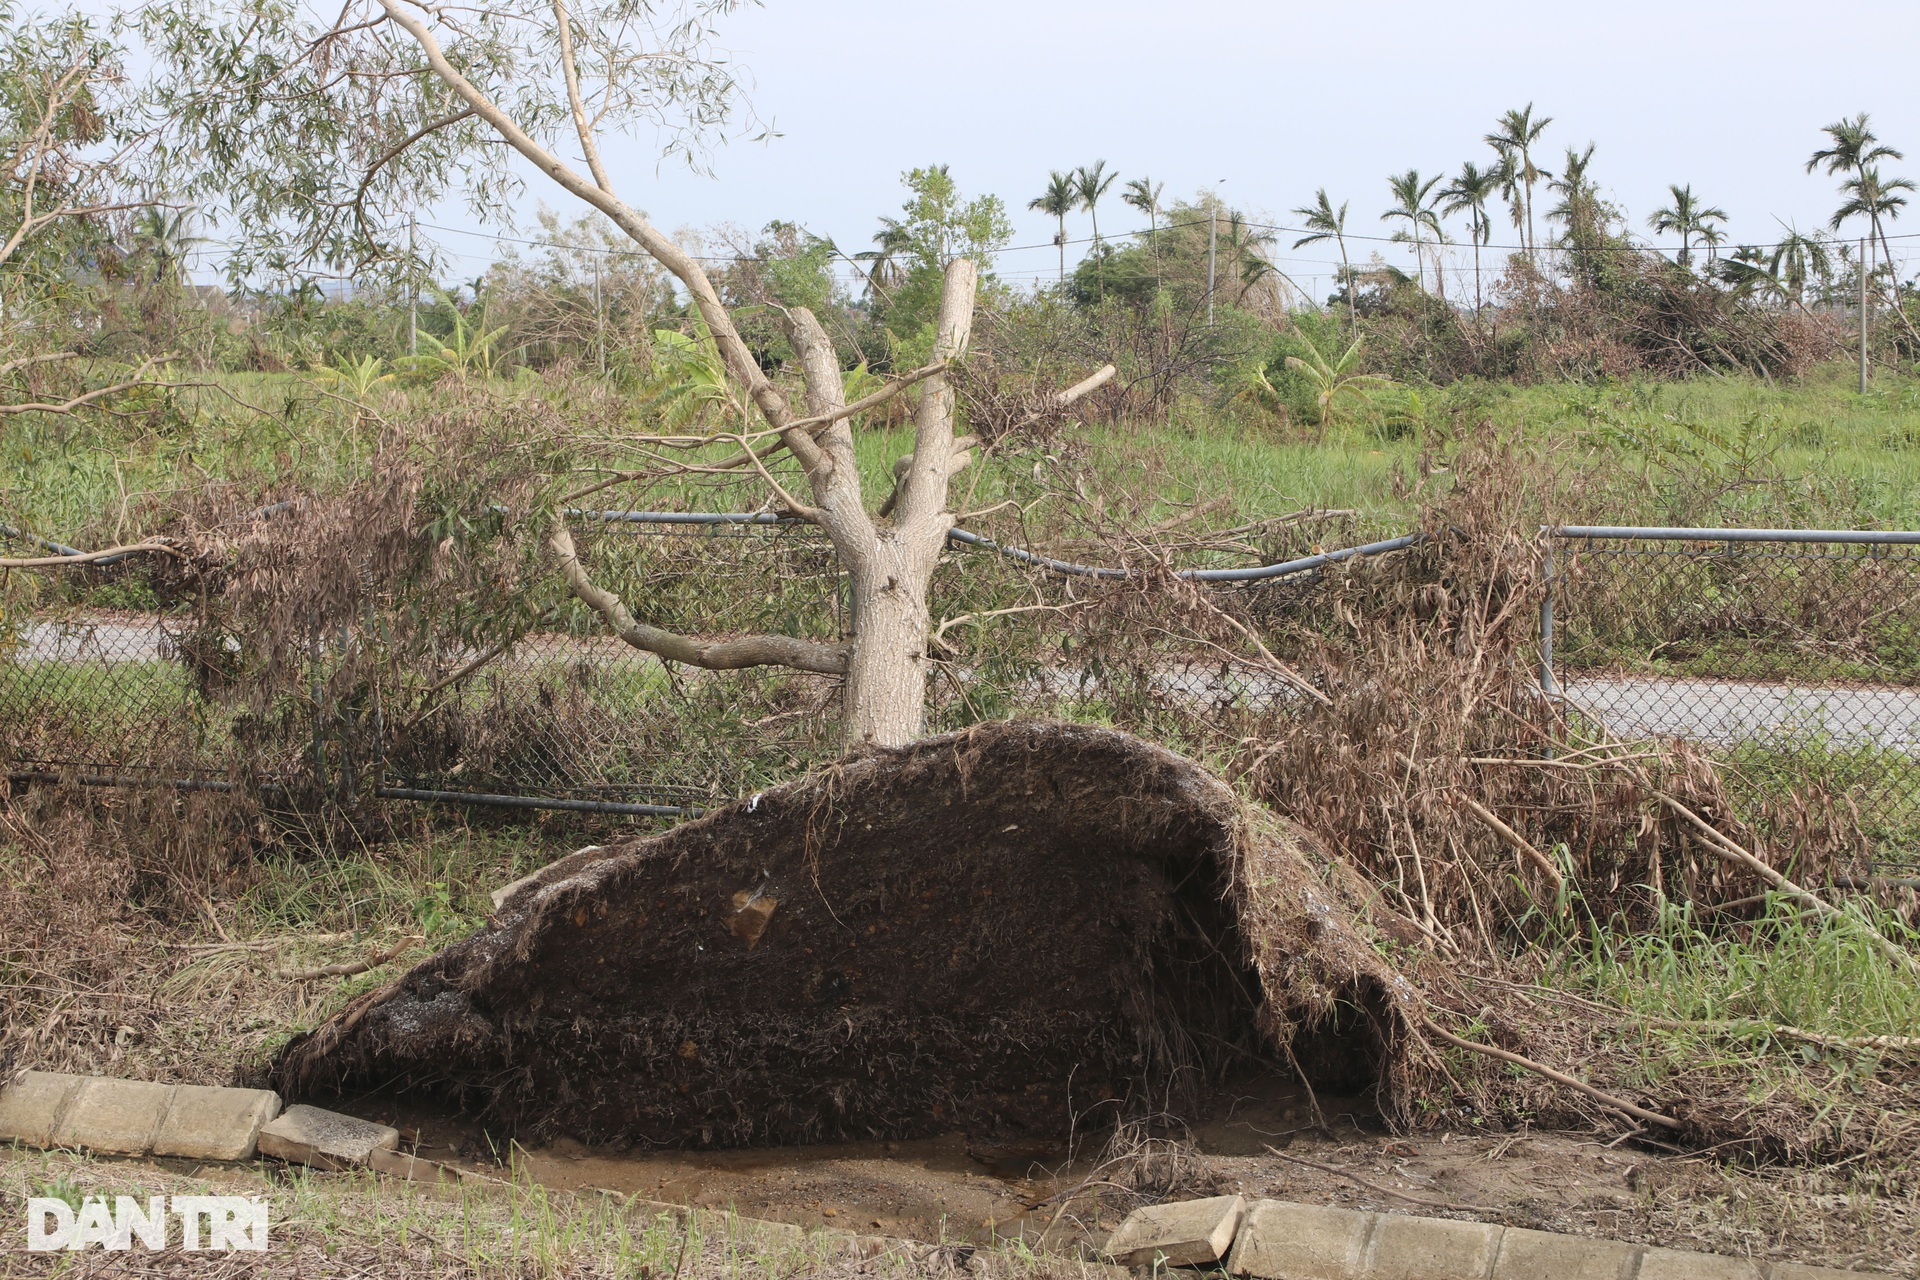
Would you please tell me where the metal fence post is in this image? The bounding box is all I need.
[1538,529,1558,700]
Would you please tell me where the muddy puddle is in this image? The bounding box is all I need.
[333,1076,1332,1244]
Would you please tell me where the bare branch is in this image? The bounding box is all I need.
[0,351,80,378]
[550,519,847,675]
[1055,362,1117,406]
[551,0,612,191]
[353,107,476,216]
[0,541,180,568]
[1421,1019,1683,1130]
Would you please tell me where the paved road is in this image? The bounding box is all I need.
[10,615,1919,754]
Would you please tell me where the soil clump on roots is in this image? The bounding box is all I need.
[274,720,1416,1148]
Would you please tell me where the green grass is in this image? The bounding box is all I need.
[9,359,1920,557]
[1553,897,1920,1092]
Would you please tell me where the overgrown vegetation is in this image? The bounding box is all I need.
[4,2,1920,1273]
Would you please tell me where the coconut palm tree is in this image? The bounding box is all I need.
[851,217,911,302]
[1381,169,1444,295]
[1028,170,1076,283]
[130,207,207,287]
[1485,104,1553,256]
[1646,184,1727,268]
[1441,162,1499,313]
[1293,189,1356,331]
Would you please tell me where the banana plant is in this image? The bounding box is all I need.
[308,354,394,403]
[637,321,744,432]
[1283,332,1393,427]
[399,293,509,380]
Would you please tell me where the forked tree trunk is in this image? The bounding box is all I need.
[833,260,977,749]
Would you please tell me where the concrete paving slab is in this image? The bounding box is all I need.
[1635,1246,1762,1279]
[1362,1211,1501,1280]
[52,1078,176,1155]
[1104,1194,1247,1267]
[1227,1199,1375,1280]
[258,1104,399,1170]
[0,1071,84,1149]
[1491,1225,1638,1280]
[152,1085,281,1161]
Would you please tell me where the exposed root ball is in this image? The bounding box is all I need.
[274,721,1417,1147]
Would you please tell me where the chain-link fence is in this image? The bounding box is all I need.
[12,517,1918,863]
[2,512,1375,817]
[1545,527,1920,871]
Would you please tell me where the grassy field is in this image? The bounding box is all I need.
[7,359,1920,554]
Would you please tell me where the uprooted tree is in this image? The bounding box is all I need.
[143,0,1112,748]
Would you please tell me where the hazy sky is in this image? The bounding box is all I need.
[423,0,1920,290]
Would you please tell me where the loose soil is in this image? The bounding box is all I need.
[276,722,1414,1149]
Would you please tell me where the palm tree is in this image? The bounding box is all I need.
[1646,184,1727,268]
[1768,225,1833,307]
[1028,170,1076,283]
[1074,160,1118,298]
[1073,160,1117,249]
[1832,167,1917,278]
[1381,169,1444,295]
[1485,104,1553,256]
[1121,176,1163,236]
[1123,175,1165,288]
[1546,143,1602,252]
[130,208,206,286]
[1441,161,1499,313]
[1807,113,1901,181]
[851,216,911,302]
[1810,115,1916,337]
[1292,188,1356,331]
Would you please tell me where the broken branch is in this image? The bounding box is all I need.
[550,519,848,675]
[1421,1019,1682,1130]
[0,541,180,569]
[1459,795,1566,894]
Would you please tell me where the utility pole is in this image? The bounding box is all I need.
[408,213,418,357]
[1859,236,1870,395]
[593,256,606,376]
[1206,179,1223,325]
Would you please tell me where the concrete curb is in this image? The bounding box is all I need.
[0,1074,1887,1279]
[1,1070,280,1161]
[1221,1199,1883,1280]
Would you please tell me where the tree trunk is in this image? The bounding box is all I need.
[842,535,938,748]
[836,258,978,750]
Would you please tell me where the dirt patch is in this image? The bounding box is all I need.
[274,720,1418,1148]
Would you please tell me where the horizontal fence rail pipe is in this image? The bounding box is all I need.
[1555,526,1920,545]
[568,510,1427,583]
[0,522,88,558]
[373,785,700,819]
[943,528,1427,582]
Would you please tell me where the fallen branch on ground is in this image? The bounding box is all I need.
[276,938,419,982]
[1655,793,1918,975]
[1420,1018,1683,1130]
